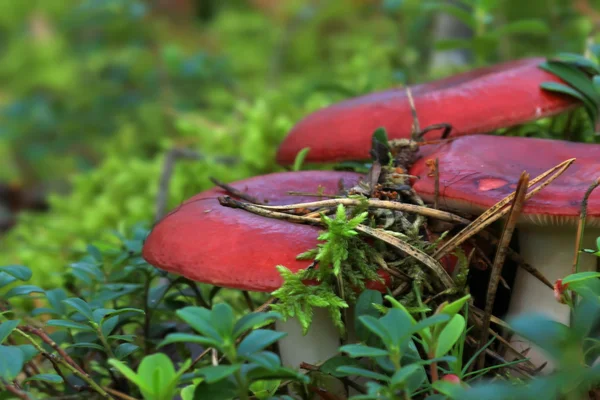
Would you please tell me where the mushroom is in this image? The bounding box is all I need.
[409,134,600,369]
[142,170,392,370]
[276,58,579,165]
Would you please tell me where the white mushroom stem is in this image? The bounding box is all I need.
[275,307,343,369]
[275,307,359,397]
[507,225,600,371]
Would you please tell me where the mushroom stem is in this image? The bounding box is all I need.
[275,308,351,396]
[275,308,343,368]
[507,225,600,371]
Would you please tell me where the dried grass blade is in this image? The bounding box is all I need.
[257,198,470,224]
[356,225,454,288]
[477,172,529,369]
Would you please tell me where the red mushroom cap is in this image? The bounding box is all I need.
[410,135,600,227]
[142,171,394,292]
[276,58,579,165]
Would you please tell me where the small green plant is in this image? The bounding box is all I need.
[157,303,308,399]
[271,204,382,334]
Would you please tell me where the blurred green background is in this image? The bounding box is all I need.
[0,0,598,286]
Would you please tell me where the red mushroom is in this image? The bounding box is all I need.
[410,134,600,369]
[143,170,392,369]
[276,58,579,165]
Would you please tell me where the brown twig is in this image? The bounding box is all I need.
[477,230,553,289]
[357,225,454,289]
[433,158,440,209]
[257,198,470,225]
[155,148,204,222]
[211,177,262,204]
[572,177,600,275]
[477,172,529,370]
[104,388,139,400]
[19,326,86,375]
[242,291,255,311]
[15,327,112,399]
[221,196,454,288]
[3,383,30,400]
[286,191,340,198]
[406,87,421,139]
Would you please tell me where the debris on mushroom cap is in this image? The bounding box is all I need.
[142,171,391,292]
[276,58,579,165]
[410,134,600,226]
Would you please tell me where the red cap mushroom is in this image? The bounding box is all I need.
[276,58,579,165]
[142,170,391,369]
[410,134,600,370]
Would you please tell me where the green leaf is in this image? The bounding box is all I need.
[46,319,94,331]
[249,379,281,400]
[158,333,221,349]
[422,2,475,29]
[339,344,389,358]
[245,351,281,370]
[320,356,364,378]
[101,316,119,337]
[138,353,177,400]
[108,334,137,342]
[17,345,38,363]
[435,315,466,358]
[408,314,451,340]
[553,53,600,74]
[508,314,569,361]
[0,265,32,281]
[540,81,597,122]
[390,364,423,389]
[541,61,600,102]
[181,385,196,400]
[0,345,24,380]
[24,373,63,384]
[380,308,413,347]
[115,343,140,360]
[87,244,104,262]
[0,320,20,344]
[104,308,145,319]
[4,285,45,299]
[492,19,549,36]
[196,365,241,383]
[211,303,235,339]
[0,272,17,289]
[292,147,310,171]
[354,290,383,342]
[193,377,237,400]
[358,315,391,345]
[68,342,106,352]
[63,298,94,320]
[237,330,287,357]
[562,271,600,285]
[440,294,471,317]
[46,289,68,315]
[233,312,282,339]
[594,76,600,96]
[71,262,104,282]
[177,307,222,341]
[434,38,473,52]
[109,359,151,394]
[336,366,390,381]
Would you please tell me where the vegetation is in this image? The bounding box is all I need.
[2,0,600,399]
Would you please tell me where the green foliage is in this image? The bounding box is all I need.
[271,205,383,334]
[425,0,550,66]
[158,303,307,399]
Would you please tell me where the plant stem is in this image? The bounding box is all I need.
[15,328,113,399]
